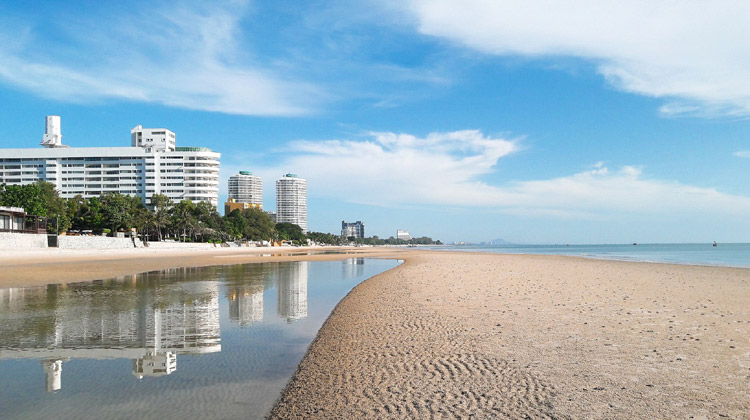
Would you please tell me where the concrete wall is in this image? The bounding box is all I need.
[145,241,217,249]
[57,236,142,249]
[0,232,48,249]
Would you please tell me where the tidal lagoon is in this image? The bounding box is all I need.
[0,258,400,419]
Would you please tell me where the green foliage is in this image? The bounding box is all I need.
[307,231,344,245]
[242,208,275,241]
[276,222,305,243]
[0,182,71,233]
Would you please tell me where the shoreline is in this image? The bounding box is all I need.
[1,248,748,418]
[0,246,408,288]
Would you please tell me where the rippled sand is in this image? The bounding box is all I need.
[270,252,750,419]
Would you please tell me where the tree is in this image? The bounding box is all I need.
[0,182,70,233]
[150,194,172,241]
[224,209,248,240]
[170,200,196,241]
[275,222,305,243]
[243,208,275,241]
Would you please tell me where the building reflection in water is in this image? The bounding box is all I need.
[0,261,317,393]
[277,261,309,322]
[227,284,264,326]
[343,258,365,278]
[0,268,221,392]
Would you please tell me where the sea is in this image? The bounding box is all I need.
[423,243,750,269]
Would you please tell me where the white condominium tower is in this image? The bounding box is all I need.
[275,173,307,233]
[228,171,263,208]
[0,116,221,208]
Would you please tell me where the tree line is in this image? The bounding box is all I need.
[0,181,440,245]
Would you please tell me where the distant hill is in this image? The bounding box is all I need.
[487,238,513,245]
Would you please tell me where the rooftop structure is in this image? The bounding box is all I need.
[0,116,220,208]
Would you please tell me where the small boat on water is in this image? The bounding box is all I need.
[713,241,718,247]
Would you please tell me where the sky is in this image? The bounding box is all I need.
[1,0,749,244]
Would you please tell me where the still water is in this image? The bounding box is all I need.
[0,258,400,419]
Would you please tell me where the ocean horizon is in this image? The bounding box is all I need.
[423,242,750,269]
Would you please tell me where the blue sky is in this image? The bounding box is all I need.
[1,0,750,244]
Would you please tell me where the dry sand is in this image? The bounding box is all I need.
[1,248,748,418]
[270,252,750,419]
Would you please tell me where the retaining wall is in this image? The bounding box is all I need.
[145,241,217,249]
[57,235,142,249]
[0,232,48,249]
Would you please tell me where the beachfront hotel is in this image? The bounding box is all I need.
[397,229,411,240]
[341,220,365,239]
[276,173,308,233]
[224,170,263,215]
[0,116,221,208]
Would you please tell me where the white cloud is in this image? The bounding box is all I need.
[251,130,750,221]
[398,0,750,117]
[735,151,750,158]
[0,1,320,115]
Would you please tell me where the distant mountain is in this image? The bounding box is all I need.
[488,238,513,245]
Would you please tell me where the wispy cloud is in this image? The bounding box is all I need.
[0,1,321,115]
[251,130,750,220]
[396,0,750,117]
[735,151,750,158]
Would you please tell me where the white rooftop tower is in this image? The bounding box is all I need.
[41,115,67,148]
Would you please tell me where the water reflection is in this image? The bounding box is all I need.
[0,262,315,392]
[0,259,400,420]
[0,271,221,391]
[277,261,308,322]
[343,258,365,278]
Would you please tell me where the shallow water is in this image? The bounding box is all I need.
[424,243,750,268]
[0,258,400,419]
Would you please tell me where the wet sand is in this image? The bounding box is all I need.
[0,246,406,288]
[1,248,748,418]
[270,252,750,419]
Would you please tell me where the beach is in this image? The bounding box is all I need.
[2,248,748,418]
[270,251,749,419]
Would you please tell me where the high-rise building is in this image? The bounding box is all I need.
[225,171,263,214]
[0,116,220,208]
[228,171,263,206]
[341,220,365,239]
[275,173,307,233]
[397,229,411,240]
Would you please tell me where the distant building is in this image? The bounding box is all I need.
[276,173,307,233]
[228,171,263,208]
[265,211,277,224]
[397,229,411,241]
[341,220,365,239]
[0,116,220,208]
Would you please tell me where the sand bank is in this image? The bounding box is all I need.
[270,252,750,419]
[0,246,406,288]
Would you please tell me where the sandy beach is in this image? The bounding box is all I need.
[1,248,748,418]
[270,252,749,419]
